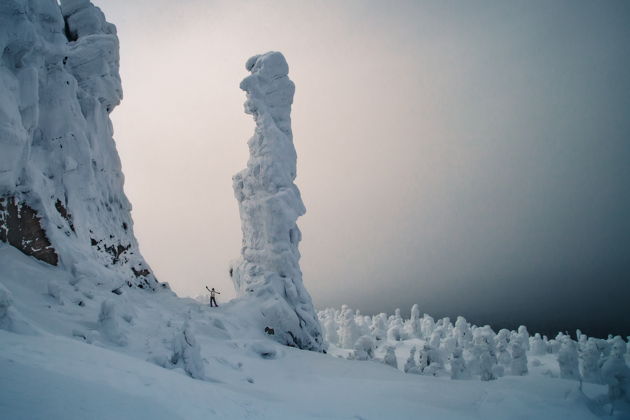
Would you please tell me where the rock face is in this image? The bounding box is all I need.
[232,52,323,351]
[0,0,157,289]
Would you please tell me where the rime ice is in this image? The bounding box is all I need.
[0,0,156,288]
[232,52,323,351]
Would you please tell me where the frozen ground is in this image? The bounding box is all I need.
[0,244,618,420]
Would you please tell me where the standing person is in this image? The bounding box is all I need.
[205,286,220,307]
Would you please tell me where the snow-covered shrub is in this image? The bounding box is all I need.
[580,338,602,383]
[600,336,630,408]
[382,345,398,368]
[558,337,580,380]
[98,300,127,346]
[353,335,376,361]
[530,333,546,356]
[449,347,469,379]
[170,322,205,379]
[510,337,528,376]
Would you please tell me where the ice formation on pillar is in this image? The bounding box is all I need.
[232,52,323,351]
[0,0,158,289]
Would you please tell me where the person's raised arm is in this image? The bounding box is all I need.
[205,286,211,292]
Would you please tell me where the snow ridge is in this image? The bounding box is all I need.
[232,52,323,351]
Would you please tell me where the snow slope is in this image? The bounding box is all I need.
[0,245,613,420]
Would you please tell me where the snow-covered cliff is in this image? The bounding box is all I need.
[232,52,323,351]
[0,0,157,289]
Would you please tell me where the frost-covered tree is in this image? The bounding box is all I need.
[98,300,127,346]
[530,333,546,356]
[422,343,443,376]
[416,345,429,374]
[429,329,445,367]
[382,345,398,368]
[580,338,602,383]
[322,313,339,346]
[472,327,497,380]
[370,313,388,342]
[355,312,371,337]
[558,337,580,380]
[496,329,512,368]
[170,322,205,380]
[232,51,323,351]
[404,346,419,374]
[548,338,561,354]
[405,304,422,338]
[421,315,435,338]
[387,309,405,341]
[517,325,530,351]
[600,336,630,410]
[449,347,469,379]
[510,337,528,376]
[387,324,404,342]
[454,316,473,349]
[339,307,361,349]
[479,350,497,381]
[353,335,376,361]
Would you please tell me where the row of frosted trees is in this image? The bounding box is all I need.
[318,305,630,408]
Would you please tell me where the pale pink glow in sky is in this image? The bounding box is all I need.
[97,1,630,337]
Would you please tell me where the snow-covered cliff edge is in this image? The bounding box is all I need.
[232,52,323,351]
[0,0,157,289]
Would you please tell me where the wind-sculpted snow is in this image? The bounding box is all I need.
[318,305,630,415]
[0,0,157,289]
[232,52,323,351]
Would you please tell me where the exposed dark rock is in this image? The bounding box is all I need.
[0,197,59,266]
[54,199,75,232]
[132,267,151,278]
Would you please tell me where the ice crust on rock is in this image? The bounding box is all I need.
[232,52,323,351]
[0,0,157,289]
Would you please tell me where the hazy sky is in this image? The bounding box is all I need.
[97,0,630,338]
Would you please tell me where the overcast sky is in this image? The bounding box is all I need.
[97,0,630,338]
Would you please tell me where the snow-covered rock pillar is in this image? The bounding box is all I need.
[232,52,323,351]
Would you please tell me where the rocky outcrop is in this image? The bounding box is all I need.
[232,52,323,351]
[0,0,157,289]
